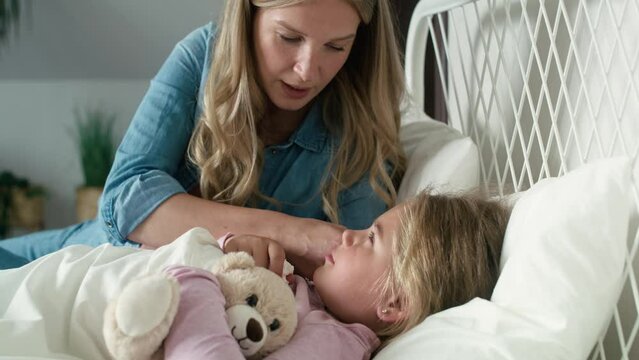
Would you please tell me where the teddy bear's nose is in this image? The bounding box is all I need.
[246,318,264,342]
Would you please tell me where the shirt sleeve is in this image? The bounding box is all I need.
[162,265,244,360]
[99,23,214,245]
[265,278,380,360]
[265,310,380,360]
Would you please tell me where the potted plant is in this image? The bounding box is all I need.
[0,0,22,47]
[71,107,116,222]
[0,171,46,238]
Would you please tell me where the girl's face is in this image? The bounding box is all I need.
[313,205,402,328]
[252,0,360,111]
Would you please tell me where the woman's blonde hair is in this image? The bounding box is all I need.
[189,0,406,222]
[376,190,511,345]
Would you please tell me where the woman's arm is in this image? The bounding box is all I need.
[131,193,342,273]
[99,24,211,246]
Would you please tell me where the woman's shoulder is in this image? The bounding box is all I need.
[177,22,217,54]
[164,22,217,88]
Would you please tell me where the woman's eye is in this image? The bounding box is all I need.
[279,34,301,43]
[368,231,375,243]
[326,44,345,52]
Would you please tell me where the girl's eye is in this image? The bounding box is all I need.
[368,231,375,243]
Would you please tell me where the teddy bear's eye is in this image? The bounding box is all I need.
[269,319,280,331]
[246,294,259,307]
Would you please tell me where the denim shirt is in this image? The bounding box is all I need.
[99,23,388,245]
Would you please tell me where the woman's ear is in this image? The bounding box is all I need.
[376,298,405,323]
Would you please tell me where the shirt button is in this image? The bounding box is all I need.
[272,149,277,155]
[105,221,113,228]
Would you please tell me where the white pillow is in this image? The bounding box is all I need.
[397,104,480,201]
[375,157,633,360]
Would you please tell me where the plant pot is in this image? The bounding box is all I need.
[9,189,45,231]
[76,186,103,222]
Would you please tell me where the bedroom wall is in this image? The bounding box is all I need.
[0,0,225,232]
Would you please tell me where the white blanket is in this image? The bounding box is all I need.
[0,228,224,360]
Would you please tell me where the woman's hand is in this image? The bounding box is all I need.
[291,218,344,263]
[222,219,344,280]
[275,218,344,279]
[223,234,286,276]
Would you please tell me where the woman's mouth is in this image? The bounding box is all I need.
[281,81,311,100]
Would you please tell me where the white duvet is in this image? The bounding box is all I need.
[0,228,224,360]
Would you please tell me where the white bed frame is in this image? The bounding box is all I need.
[405,0,638,358]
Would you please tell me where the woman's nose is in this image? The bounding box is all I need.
[293,47,318,83]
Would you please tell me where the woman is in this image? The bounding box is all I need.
[0,0,406,275]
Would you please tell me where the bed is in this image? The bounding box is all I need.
[377,0,639,359]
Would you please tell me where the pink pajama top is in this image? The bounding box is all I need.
[163,266,380,360]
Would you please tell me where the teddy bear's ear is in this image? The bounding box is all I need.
[211,251,255,274]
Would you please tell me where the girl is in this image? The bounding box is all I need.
[163,190,511,358]
[0,0,406,276]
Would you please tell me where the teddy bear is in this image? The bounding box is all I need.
[102,251,298,360]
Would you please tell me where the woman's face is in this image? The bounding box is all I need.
[313,204,402,328]
[252,0,361,111]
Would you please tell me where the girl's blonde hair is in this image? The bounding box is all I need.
[189,0,406,222]
[377,190,511,345]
